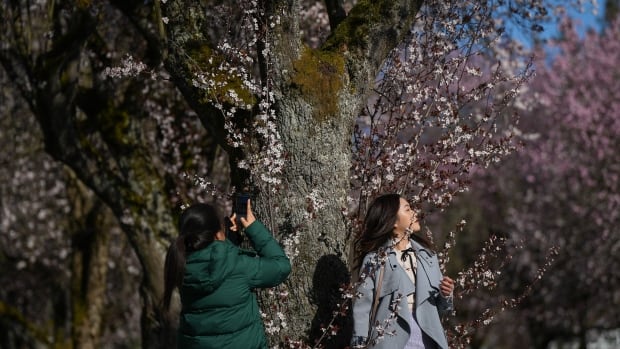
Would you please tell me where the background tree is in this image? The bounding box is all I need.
[435,14,620,349]
[0,0,600,348]
[605,0,620,24]
[0,70,143,348]
[0,2,220,347]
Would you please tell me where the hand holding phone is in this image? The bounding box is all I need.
[234,193,255,227]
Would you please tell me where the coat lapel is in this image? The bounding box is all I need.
[377,241,415,298]
[411,241,440,305]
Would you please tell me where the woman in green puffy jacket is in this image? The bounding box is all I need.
[162,200,291,349]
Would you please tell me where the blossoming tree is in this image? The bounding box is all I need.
[500,18,620,347]
[442,16,620,348]
[0,0,597,348]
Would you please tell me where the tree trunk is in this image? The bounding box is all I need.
[68,176,110,349]
[262,41,358,348]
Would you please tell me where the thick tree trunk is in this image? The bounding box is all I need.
[260,5,360,340]
[67,177,110,349]
[262,103,355,346]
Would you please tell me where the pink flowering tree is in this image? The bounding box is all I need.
[442,16,620,348]
[504,18,620,348]
[0,0,599,348]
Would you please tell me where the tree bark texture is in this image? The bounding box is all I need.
[67,176,110,349]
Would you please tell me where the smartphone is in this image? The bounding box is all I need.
[234,192,251,225]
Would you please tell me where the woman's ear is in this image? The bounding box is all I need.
[215,230,226,241]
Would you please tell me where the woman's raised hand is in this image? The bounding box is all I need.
[439,276,455,297]
[239,199,256,228]
[229,199,257,231]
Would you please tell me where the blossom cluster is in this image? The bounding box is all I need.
[101,54,150,79]
[350,0,534,217]
[189,14,286,192]
[446,246,559,348]
[455,235,508,294]
[259,285,295,348]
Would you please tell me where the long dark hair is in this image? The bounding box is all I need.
[354,194,400,270]
[162,203,222,311]
[354,194,433,272]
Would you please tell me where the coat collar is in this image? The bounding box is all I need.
[380,236,433,257]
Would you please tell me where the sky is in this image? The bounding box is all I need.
[507,1,604,47]
[548,1,603,36]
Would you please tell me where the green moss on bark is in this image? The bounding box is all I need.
[324,0,388,50]
[185,42,255,106]
[291,46,345,122]
[98,108,131,148]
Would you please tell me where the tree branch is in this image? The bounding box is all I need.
[324,0,347,31]
[323,0,424,87]
[0,301,51,345]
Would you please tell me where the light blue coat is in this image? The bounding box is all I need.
[351,240,453,349]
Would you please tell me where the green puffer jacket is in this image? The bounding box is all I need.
[178,221,291,349]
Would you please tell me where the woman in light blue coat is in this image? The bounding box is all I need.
[351,194,454,349]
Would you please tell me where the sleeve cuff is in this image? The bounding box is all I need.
[350,336,367,348]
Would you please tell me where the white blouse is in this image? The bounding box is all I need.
[395,243,417,312]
